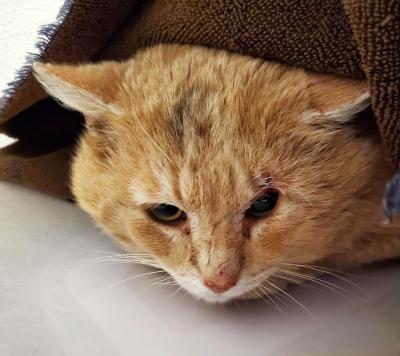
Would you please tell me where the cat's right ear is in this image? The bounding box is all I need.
[305,72,370,124]
[33,61,127,122]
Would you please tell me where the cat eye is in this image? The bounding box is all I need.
[246,190,279,218]
[149,204,186,223]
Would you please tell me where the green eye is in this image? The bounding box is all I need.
[149,204,186,223]
[246,190,279,218]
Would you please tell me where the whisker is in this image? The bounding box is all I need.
[282,262,369,296]
[284,269,356,295]
[253,288,274,309]
[77,248,150,258]
[285,265,369,299]
[71,253,152,264]
[102,270,165,291]
[164,287,183,302]
[105,260,156,267]
[153,282,177,287]
[280,270,356,302]
[261,283,291,307]
[149,275,173,284]
[265,280,323,325]
[233,300,242,311]
[51,255,159,274]
[258,285,286,314]
[273,293,292,307]
[282,262,341,273]
[152,275,175,284]
[152,275,177,287]
[274,273,324,295]
[137,275,177,292]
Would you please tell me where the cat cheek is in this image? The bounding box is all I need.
[127,220,172,258]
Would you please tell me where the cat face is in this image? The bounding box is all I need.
[34,45,392,303]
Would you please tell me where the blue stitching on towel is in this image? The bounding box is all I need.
[384,173,400,222]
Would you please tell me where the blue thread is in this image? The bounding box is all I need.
[384,173,400,221]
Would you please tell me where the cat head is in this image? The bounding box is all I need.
[34,45,391,303]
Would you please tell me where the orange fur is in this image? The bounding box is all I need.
[34,45,400,303]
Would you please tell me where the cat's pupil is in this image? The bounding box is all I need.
[149,204,186,222]
[247,191,279,217]
[155,204,178,215]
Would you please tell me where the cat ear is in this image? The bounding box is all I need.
[33,61,127,118]
[305,72,370,124]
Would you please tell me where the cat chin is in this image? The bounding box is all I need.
[182,284,264,304]
[170,270,277,304]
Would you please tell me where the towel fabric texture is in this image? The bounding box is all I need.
[0,0,399,214]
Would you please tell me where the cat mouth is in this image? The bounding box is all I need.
[170,269,278,303]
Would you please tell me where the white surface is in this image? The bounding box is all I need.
[1,181,400,356]
[0,0,64,95]
[1,1,400,355]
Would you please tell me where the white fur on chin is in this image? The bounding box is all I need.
[170,268,278,303]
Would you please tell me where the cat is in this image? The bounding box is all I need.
[33,44,400,303]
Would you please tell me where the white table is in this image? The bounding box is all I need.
[0,181,399,356]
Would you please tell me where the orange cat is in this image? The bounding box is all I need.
[34,44,400,303]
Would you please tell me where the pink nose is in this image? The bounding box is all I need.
[203,275,238,294]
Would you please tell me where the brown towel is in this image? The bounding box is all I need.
[0,0,399,207]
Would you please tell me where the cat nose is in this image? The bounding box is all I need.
[203,274,238,294]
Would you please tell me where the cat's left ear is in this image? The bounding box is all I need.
[305,72,370,124]
[33,61,127,118]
